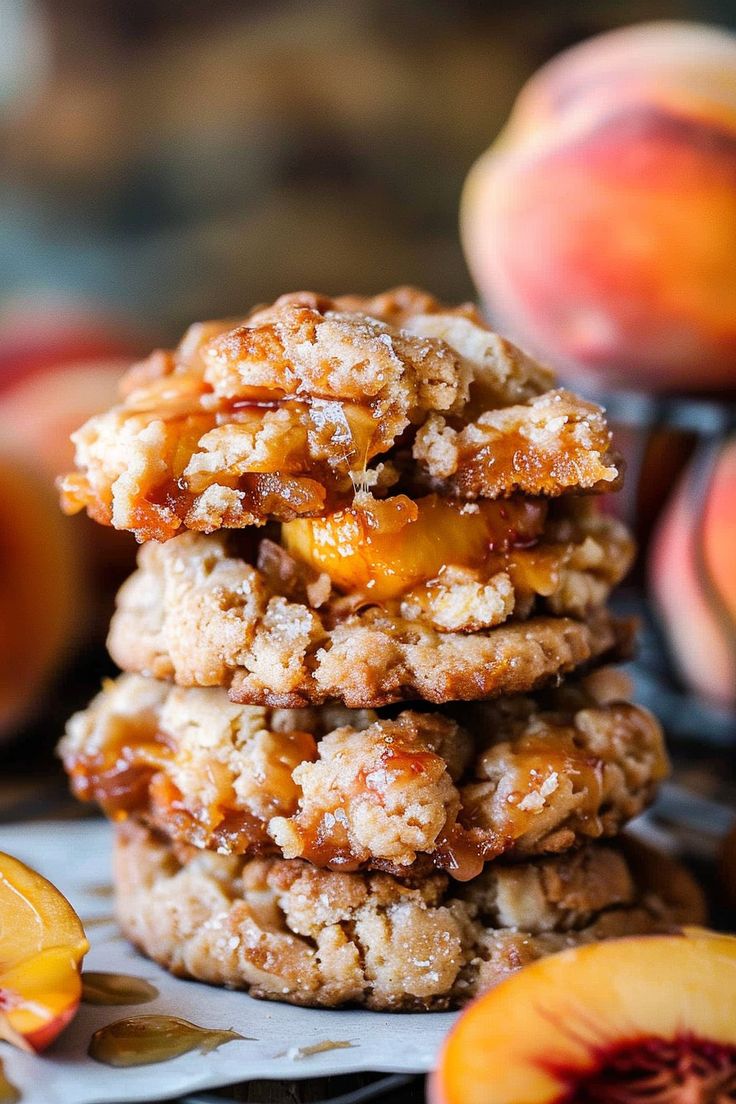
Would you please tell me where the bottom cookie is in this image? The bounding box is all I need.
[114,822,705,1012]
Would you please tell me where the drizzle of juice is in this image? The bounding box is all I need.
[88,1015,247,1067]
[81,972,159,1006]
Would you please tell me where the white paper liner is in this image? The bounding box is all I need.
[0,819,455,1104]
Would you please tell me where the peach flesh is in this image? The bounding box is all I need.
[0,852,88,1053]
[282,495,545,600]
[434,933,736,1104]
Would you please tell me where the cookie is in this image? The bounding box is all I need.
[113,821,705,1011]
[58,287,621,542]
[61,671,667,877]
[106,515,634,707]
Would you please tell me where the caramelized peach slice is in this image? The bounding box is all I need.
[282,494,546,601]
[0,852,88,1052]
[433,930,736,1104]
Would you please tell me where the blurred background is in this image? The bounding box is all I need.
[3,0,735,327]
[1,0,736,809]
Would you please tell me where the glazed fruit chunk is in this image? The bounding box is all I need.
[0,852,88,1052]
[433,930,736,1104]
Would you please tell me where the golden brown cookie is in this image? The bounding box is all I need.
[113,821,705,1011]
[58,288,621,541]
[61,671,667,877]
[106,505,634,707]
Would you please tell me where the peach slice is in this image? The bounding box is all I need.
[282,495,546,601]
[0,851,88,1052]
[433,930,736,1104]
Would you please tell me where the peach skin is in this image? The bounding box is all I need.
[0,360,129,482]
[462,22,736,392]
[650,438,736,707]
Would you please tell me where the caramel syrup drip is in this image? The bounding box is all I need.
[451,409,612,498]
[131,392,385,534]
[148,775,270,854]
[63,361,424,536]
[67,727,171,818]
[483,731,606,841]
[88,1015,247,1067]
[434,731,608,881]
[82,972,159,1006]
[68,735,273,854]
[432,823,502,883]
[144,469,330,531]
[286,740,447,872]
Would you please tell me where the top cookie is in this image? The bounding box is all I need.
[58,287,622,542]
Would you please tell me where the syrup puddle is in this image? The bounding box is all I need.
[82,972,159,1006]
[88,1015,249,1067]
[0,1060,20,1103]
[284,1039,355,1060]
[84,883,113,899]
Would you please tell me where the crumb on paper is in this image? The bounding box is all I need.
[281,1039,356,1060]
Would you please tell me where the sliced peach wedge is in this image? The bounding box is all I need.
[282,494,546,601]
[0,852,88,1053]
[432,930,736,1104]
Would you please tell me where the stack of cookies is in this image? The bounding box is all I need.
[58,287,703,1011]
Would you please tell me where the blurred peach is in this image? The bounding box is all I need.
[0,305,140,741]
[0,298,135,388]
[0,299,136,476]
[0,451,83,740]
[462,22,736,392]
[0,359,128,479]
[650,438,736,707]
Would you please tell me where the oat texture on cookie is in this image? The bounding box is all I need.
[56,287,695,1011]
[59,288,621,542]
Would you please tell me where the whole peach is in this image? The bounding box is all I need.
[650,437,736,707]
[0,451,83,740]
[0,359,129,479]
[0,308,140,644]
[462,22,736,392]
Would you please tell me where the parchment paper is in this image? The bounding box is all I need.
[0,819,455,1104]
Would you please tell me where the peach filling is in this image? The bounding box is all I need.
[65,716,618,879]
[66,726,317,854]
[282,494,547,601]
